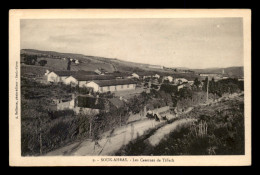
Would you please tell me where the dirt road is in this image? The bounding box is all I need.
[46,113,177,156]
[147,118,196,146]
[46,92,243,156]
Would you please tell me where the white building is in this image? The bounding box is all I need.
[163,76,174,82]
[64,76,78,86]
[131,73,140,79]
[45,70,76,83]
[46,71,60,83]
[174,78,188,85]
[153,74,160,79]
[148,65,164,69]
[86,79,137,92]
[188,80,194,85]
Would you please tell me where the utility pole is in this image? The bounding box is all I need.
[206,76,209,103]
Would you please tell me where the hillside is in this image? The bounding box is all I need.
[21,49,243,79]
[192,67,244,78]
[21,49,176,75]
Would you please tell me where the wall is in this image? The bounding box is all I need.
[74,107,100,115]
[47,72,60,82]
[57,99,75,110]
[79,81,88,87]
[64,76,78,86]
[99,84,136,92]
[86,82,99,91]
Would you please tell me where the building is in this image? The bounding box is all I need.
[85,79,137,92]
[153,74,160,79]
[45,70,108,86]
[163,76,174,82]
[64,76,78,86]
[148,65,164,69]
[131,73,140,79]
[94,68,107,75]
[106,72,132,79]
[55,71,77,82]
[173,78,188,85]
[45,70,76,83]
[72,74,116,87]
[188,80,194,85]
[45,71,60,83]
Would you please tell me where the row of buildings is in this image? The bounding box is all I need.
[44,69,199,93]
[44,70,137,93]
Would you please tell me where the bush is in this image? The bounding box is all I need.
[38,60,47,66]
[48,109,75,119]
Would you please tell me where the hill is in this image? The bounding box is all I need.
[20,49,243,79]
[21,49,176,76]
[192,67,244,78]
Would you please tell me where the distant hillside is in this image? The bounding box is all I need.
[21,49,242,79]
[20,49,176,75]
[192,67,244,78]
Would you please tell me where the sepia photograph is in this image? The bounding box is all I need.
[9,9,251,166]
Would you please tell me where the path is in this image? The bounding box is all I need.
[147,118,196,146]
[46,113,176,156]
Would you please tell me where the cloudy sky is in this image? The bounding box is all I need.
[21,18,243,69]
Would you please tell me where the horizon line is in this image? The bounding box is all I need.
[21,48,244,70]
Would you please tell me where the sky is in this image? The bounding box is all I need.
[20,18,244,69]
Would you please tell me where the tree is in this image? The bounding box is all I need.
[202,77,208,92]
[67,60,71,70]
[38,60,47,66]
[24,55,37,65]
[194,78,200,89]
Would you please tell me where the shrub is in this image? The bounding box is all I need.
[38,60,47,66]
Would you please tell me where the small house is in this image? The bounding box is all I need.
[153,74,160,79]
[174,78,188,85]
[131,73,140,79]
[163,76,174,82]
[95,68,107,75]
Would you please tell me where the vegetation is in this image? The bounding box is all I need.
[21,77,131,156]
[22,54,38,65]
[115,95,244,155]
[38,60,47,66]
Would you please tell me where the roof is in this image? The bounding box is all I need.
[134,72,153,76]
[54,70,98,77]
[77,96,105,109]
[54,71,77,76]
[77,70,98,75]
[108,98,124,108]
[72,74,116,81]
[106,72,132,77]
[91,79,136,87]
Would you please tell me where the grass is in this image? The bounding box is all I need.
[115,95,244,155]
